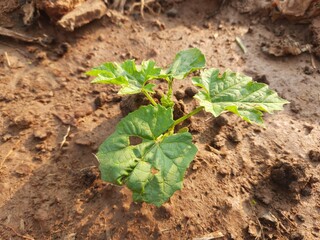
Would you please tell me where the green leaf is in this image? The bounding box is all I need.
[160,95,174,108]
[96,105,197,206]
[167,48,205,79]
[87,60,163,95]
[192,69,289,124]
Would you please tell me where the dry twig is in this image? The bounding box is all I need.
[60,126,71,149]
[4,52,11,67]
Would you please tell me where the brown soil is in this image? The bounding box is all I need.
[1,0,320,239]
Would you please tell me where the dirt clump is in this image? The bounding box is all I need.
[184,86,198,98]
[261,35,311,57]
[0,0,20,27]
[35,0,86,21]
[81,167,100,187]
[120,94,149,116]
[14,164,32,177]
[272,0,320,20]
[226,127,243,143]
[270,161,314,196]
[253,74,269,84]
[308,150,320,162]
[174,89,185,100]
[57,0,107,31]
[33,128,50,140]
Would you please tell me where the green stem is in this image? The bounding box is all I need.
[166,106,204,135]
[173,106,204,126]
[167,78,173,99]
[142,90,157,106]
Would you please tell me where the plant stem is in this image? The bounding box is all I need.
[173,106,204,127]
[142,90,157,106]
[167,78,173,99]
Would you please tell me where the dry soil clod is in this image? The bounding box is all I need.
[185,86,198,98]
[271,0,320,20]
[261,35,311,57]
[270,161,311,195]
[308,150,320,162]
[57,0,107,31]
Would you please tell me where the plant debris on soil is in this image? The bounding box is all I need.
[0,0,320,239]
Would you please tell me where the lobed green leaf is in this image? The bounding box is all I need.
[87,60,163,95]
[166,48,205,79]
[96,105,197,206]
[192,69,289,124]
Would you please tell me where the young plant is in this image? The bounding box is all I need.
[87,48,288,206]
